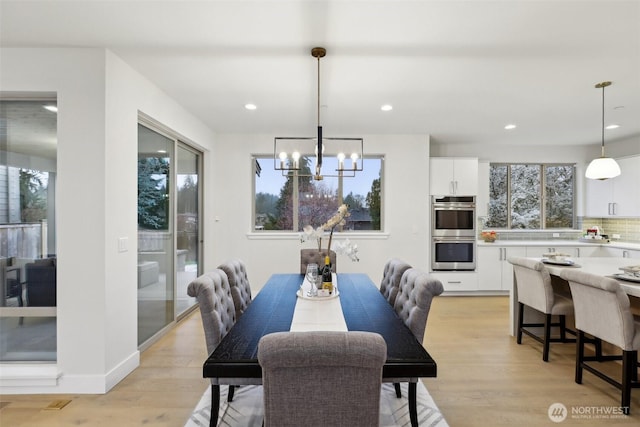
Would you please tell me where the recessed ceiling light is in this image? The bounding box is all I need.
[504,124,516,130]
[157,150,167,154]
[381,104,393,112]
[245,104,257,110]
[605,124,620,130]
[43,105,58,113]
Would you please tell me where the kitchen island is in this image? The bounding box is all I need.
[509,256,640,336]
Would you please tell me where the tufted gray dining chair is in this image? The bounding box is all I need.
[391,267,444,397]
[187,269,238,402]
[300,249,336,274]
[379,258,412,308]
[560,269,640,415]
[508,257,575,362]
[257,331,387,427]
[218,259,252,320]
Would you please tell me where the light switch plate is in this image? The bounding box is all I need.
[118,237,128,252]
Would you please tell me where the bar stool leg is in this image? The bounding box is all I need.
[575,330,584,384]
[543,314,551,362]
[517,303,524,344]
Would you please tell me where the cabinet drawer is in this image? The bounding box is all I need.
[429,272,478,291]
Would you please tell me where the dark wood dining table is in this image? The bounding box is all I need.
[202,273,438,427]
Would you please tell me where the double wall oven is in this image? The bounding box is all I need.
[431,196,476,271]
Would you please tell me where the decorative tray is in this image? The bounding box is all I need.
[296,288,340,300]
[619,265,640,276]
[541,258,577,266]
[612,273,640,284]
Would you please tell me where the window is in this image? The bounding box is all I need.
[486,163,575,229]
[0,98,57,362]
[254,155,383,231]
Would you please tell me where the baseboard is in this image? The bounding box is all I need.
[105,350,140,392]
[0,350,139,394]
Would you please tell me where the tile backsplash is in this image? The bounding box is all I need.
[579,217,640,243]
[478,217,640,243]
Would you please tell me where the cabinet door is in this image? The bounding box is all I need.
[476,161,490,217]
[585,178,614,217]
[452,158,479,195]
[429,272,478,292]
[430,158,454,195]
[573,246,600,258]
[626,249,640,259]
[477,246,502,291]
[613,157,640,216]
[477,246,526,291]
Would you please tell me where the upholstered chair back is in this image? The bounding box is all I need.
[560,269,638,351]
[187,269,236,356]
[299,249,336,274]
[508,257,555,313]
[379,258,412,307]
[394,268,444,342]
[218,259,252,320]
[257,331,386,427]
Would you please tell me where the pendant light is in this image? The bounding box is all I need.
[274,47,364,180]
[585,81,621,180]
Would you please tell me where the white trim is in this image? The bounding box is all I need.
[105,350,140,392]
[246,231,390,240]
[0,307,56,317]
[0,351,139,394]
[0,364,61,389]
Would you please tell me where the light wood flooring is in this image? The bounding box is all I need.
[1,296,639,426]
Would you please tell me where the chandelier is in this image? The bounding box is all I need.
[585,81,621,180]
[274,47,363,180]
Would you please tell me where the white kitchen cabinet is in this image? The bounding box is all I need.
[595,246,640,258]
[429,271,478,292]
[585,155,640,217]
[525,246,599,258]
[614,157,640,216]
[430,157,478,195]
[572,246,600,258]
[477,246,526,291]
[476,161,490,217]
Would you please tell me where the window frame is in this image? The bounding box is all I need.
[487,162,577,230]
[251,154,386,234]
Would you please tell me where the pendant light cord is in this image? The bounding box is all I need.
[317,56,320,126]
[601,84,605,158]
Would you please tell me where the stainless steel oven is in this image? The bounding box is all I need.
[432,237,476,271]
[432,196,476,238]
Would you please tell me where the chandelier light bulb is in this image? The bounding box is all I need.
[351,153,359,170]
[337,153,345,170]
[278,152,287,168]
[292,151,300,169]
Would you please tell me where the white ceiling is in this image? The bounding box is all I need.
[1,0,639,148]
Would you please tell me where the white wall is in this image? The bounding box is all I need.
[0,48,217,394]
[211,134,431,292]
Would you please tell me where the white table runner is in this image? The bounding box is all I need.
[289,274,348,332]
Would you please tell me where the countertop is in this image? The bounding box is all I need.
[476,239,640,251]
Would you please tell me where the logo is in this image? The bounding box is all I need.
[548,403,567,423]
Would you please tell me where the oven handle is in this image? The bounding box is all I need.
[433,238,477,243]
[432,203,476,209]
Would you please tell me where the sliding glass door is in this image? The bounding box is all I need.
[137,122,201,346]
[176,145,200,316]
[137,124,175,344]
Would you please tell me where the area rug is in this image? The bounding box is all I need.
[185,382,448,427]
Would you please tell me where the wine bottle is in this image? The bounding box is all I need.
[321,255,333,294]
